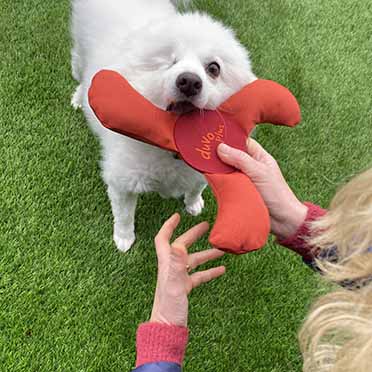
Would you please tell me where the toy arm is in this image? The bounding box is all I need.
[88,70,178,152]
[205,172,270,254]
[221,79,301,134]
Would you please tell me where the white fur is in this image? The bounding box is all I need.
[70,0,256,252]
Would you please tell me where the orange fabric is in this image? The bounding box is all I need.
[206,173,270,254]
[88,70,301,254]
[220,79,301,135]
[89,70,178,152]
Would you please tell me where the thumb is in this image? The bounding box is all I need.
[217,143,261,176]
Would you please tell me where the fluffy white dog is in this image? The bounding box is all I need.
[70,0,256,252]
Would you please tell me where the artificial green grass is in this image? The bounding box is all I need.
[0,0,371,371]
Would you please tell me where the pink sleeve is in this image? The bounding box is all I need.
[276,202,327,261]
[136,322,189,367]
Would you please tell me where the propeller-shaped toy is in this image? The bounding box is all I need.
[88,70,301,254]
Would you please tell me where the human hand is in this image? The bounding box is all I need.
[150,214,226,327]
[217,138,308,239]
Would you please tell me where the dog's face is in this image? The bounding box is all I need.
[118,13,256,114]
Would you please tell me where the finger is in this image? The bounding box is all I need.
[188,248,225,270]
[172,221,209,250]
[246,138,274,164]
[154,213,181,258]
[217,143,261,175]
[190,266,226,289]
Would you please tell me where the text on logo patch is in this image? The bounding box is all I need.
[195,123,224,160]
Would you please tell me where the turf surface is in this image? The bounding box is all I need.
[1,0,371,371]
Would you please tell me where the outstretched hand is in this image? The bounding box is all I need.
[150,214,226,327]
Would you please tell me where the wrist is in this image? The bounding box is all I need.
[150,311,187,328]
[276,202,328,261]
[272,200,308,239]
[150,312,173,326]
[150,299,188,327]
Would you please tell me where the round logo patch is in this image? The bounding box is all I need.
[174,110,247,174]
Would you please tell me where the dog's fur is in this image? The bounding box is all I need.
[71,0,256,252]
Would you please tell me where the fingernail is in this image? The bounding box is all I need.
[218,143,230,155]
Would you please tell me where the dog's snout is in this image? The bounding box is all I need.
[176,72,203,97]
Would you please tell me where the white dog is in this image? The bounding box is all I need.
[70,0,256,252]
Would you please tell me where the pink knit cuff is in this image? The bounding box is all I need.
[136,322,189,367]
[276,202,327,261]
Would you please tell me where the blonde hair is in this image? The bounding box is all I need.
[299,167,372,372]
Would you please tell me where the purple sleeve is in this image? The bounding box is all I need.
[132,362,181,372]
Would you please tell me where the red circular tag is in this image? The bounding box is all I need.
[174,110,247,174]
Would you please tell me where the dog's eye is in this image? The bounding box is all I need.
[206,62,220,78]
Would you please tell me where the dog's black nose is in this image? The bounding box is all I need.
[176,72,203,97]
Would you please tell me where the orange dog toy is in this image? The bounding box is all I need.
[89,70,301,254]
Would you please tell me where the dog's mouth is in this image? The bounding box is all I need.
[166,101,197,115]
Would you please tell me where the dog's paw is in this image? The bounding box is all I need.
[114,232,136,253]
[185,195,205,216]
[71,85,83,110]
